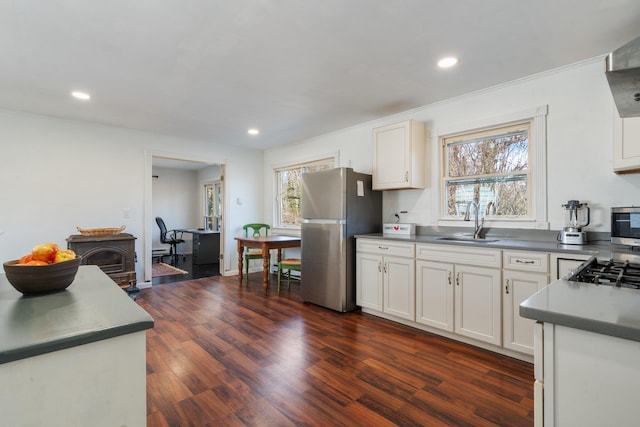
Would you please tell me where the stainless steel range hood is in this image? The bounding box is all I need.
[606,36,640,117]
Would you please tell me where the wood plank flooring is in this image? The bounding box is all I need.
[137,273,534,426]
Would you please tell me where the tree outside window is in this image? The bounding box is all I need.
[275,157,335,227]
[204,182,221,230]
[442,121,532,219]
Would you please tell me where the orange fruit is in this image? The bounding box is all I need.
[54,249,76,263]
[21,260,49,266]
[31,243,59,263]
[18,254,33,264]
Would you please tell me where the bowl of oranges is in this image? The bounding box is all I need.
[3,243,82,295]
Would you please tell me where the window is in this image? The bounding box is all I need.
[440,106,547,228]
[443,121,531,218]
[204,182,221,231]
[275,156,335,228]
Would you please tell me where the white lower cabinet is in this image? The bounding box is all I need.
[383,255,415,320]
[356,252,384,311]
[357,238,595,361]
[416,244,502,346]
[454,264,502,346]
[416,260,454,332]
[503,270,548,354]
[503,250,550,355]
[356,239,415,321]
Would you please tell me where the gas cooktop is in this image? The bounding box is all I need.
[569,257,640,289]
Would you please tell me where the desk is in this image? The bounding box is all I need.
[177,229,220,265]
[235,235,301,290]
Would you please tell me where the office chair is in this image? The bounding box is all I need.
[155,217,186,265]
[242,223,270,281]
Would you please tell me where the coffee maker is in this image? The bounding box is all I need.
[558,200,590,244]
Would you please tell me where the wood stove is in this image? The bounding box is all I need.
[66,233,137,294]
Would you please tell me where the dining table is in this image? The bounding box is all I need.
[235,235,301,290]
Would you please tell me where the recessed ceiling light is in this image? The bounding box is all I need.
[247,128,259,136]
[437,57,458,68]
[71,91,91,100]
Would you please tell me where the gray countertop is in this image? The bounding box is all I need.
[520,280,640,342]
[356,232,610,258]
[0,265,154,364]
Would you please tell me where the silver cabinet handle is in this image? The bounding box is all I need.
[505,279,510,294]
[378,260,382,272]
[447,271,452,285]
[378,246,389,250]
[515,259,535,264]
[405,171,409,182]
[456,272,461,286]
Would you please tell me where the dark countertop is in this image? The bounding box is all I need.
[520,280,640,342]
[0,265,154,364]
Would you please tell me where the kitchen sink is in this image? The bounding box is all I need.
[435,236,500,243]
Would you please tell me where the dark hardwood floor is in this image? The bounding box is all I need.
[152,254,220,285]
[137,273,534,426]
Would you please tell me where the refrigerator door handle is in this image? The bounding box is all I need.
[302,219,346,225]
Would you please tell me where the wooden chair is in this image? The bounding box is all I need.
[242,223,270,281]
[277,258,301,293]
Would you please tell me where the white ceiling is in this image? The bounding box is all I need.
[2,1,640,151]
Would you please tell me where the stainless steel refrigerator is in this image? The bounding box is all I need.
[301,167,382,312]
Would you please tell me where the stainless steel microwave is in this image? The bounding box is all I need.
[611,207,640,246]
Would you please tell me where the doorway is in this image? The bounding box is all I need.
[144,151,226,284]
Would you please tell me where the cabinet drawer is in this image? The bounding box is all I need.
[503,250,549,273]
[416,243,501,268]
[356,239,415,257]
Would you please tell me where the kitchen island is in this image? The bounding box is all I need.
[0,265,154,426]
[521,279,640,426]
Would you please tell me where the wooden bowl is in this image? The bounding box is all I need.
[3,257,82,295]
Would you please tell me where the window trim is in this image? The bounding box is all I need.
[272,151,339,232]
[436,105,548,230]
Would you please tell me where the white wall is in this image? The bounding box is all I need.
[151,167,199,253]
[264,57,640,233]
[0,109,263,281]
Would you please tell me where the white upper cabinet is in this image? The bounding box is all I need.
[372,119,426,190]
[613,112,640,173]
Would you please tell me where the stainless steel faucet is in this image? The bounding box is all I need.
[464,200,485,239]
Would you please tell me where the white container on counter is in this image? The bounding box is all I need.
[382,223,416,235]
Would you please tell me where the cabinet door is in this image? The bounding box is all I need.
[454,265,502,346]
[373,122,410,189]
[613,114,640,173]
[383,256,415,321]
[356,253,383,311]
[503,270,548,354]
[372,120,425,190]
[416,260,454,332]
